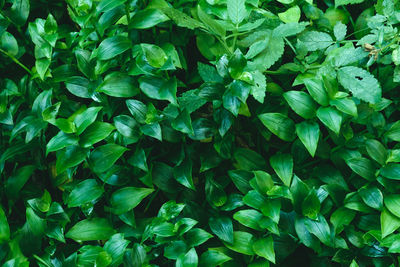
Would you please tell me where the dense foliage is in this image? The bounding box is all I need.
[1,0,400,266]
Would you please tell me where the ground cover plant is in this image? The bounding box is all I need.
[1,0,400,266]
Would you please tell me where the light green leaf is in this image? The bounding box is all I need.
[79,122,115,148]
[130,8,169,29]
[335,0,364,7]
[176,248,198,267]
[74,106,102,135]
[278,6,301,23]
[227,0,247,24]
[284,91,317,119]
[139,76,177,104]
[338,66,382,104]
[333,22,347,41]
[385,195,400,218]
[224,231,255,255]
[298,31,333,51]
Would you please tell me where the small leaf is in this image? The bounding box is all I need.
[227,0,247,24]
[302,189,321,219]
[380,164,400,180]
[74,106,102,135]
[223,231,255,255]
[79,122,115,148]
[346,157,375,181]
[139,76,177,104]
[333,22,347,41]
[176,248,198,267]
[56,146,89,174]
[278,6,301,24]
[359,186,383,210]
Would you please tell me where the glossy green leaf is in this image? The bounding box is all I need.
[67,179,104,208]
[97,36,132,60]
[66,218,115,242]
[258,113,296,142]
[97,73,139,97]
[110,187,154,215]
[253,236,275,263]
[296,121,320,157]
[317,107,343,134]
[270,154,293,187]
[89,144,128,173]
[283,91,317,119]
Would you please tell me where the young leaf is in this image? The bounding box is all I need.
[89,144,128,173]
[227,0,247,24]
[317,107,343,134]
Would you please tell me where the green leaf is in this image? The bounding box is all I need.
[366,139,387,165]
[304,78,329,106]
[130,8,169,29]
[302,189,321,219]
[329,98,357,117]
[141,43,168,68]
[56,146,89,174]
[161,7,204,30]
[66,218,115,242]
[67,179,104,208]
[97,73,139,97]
[386,121,400,142]
[278,6,301,23]
[8,0,30,26]
[79,122,115,148]
[359,186,383,210]
[89,144,128,173]
[46,131,78,155]
[346,157,375,181]
[176,248,198,267]
[335,0,364,7]
[65,76,92,98]
[317,107,343,134]
[74,107,102,135]
[209,217,234,244]
[5,165,35,197]
[171,109,193,134]
[252,33,284,71]
[114,115,140,140]
[0,204,10,243]
[199,250,232,267]
[381,208,400,238]
[338,66,382,104]
[330,207,356,234]
[126,99,147,124]
[296,121,320,157]
[304,214,332,246]
[270,154,293,187]
[141,122,162,141]
[139,76,177,104]
[253,171,274,194]
[197,6,226,37]
[110,187,154,215]
[283,91,317,119]
[186,228,213,247]
[298,31,333,51]
[233,209,263,230]
[227,0,247,24]
[97,36,132,60]
[224,231,255,255]
[385,195,400,218]
[0,32,18,56]
[253,236,275,263]
[258,113,296,142]
[380,164,400,180]
[97,0,127,13]
[333,22,347,41]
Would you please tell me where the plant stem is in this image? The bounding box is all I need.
[0,48,32,75]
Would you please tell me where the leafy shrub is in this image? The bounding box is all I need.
[1,0,400,266]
